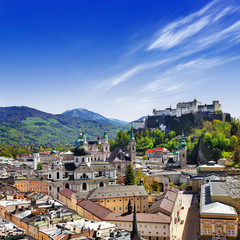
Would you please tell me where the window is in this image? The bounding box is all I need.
[143,205,146,208]
[119,207,121,210]
[137,205,139,209]
[57,187,60,192]
[204,229,211,234]
[76,158,78,162]
[113,207,116,211]
[228,230,235,236]
[82,183,87,190]
[49,174,51,179]
[57,172,60,179]
[99,182,104,187]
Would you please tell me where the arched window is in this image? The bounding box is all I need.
[83,173,86,179]
[99,182,104,187]
[49,186,51,191]
[99,171,102,177]
[76,158,78,162]
[57,187,60,192]
[57,172,60,179]
[49,174,51,179]
[65,183,69,189]
[82,157,84,162]
[82,183,87,191]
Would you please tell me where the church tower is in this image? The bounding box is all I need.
[101,131,110,160]
[128,127,136,164]
[179,133,187,169]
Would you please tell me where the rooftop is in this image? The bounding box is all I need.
[201,202,237,216]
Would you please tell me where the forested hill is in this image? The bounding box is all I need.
[0,106,128,146]
[112,118,240,165]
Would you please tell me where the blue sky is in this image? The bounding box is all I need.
[0,0,240,121]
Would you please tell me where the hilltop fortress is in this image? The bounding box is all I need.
[134,99,230,131]
[153,99,222,117]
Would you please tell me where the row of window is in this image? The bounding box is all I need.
[204,229,235,236]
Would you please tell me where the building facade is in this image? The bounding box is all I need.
[48,132,116,199]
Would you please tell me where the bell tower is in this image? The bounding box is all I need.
[179,133,187,169]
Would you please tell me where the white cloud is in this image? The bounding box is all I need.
[147,0,240,51]
[148,16,210,50]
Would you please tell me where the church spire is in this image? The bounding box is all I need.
[131,203,141,240]
[130,126,135,140]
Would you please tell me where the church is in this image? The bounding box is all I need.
[47,131,117,199]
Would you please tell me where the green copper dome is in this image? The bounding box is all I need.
[173,145,179,155]
[50,150,57,154]
[180,133,187,150]
[82,131,87,140]
[130,126,135,140]
[102,131,108,140]
[75,138,84,146]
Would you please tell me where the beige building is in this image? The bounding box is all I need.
[198,161,226,177]
[59,186,180,240]
[59,185,149,213]
[200,175,239,239]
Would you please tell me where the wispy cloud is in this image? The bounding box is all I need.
[148,0,240,51]
[94,0,240,120]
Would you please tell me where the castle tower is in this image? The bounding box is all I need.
[179,133,187,169]
[128,126,136,163]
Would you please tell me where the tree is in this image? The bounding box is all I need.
[204,133,212,143]
[124,164,135,185]
[151,180,162,193]
[37,162,43,170]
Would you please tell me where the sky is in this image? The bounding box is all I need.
[0,0,240,121]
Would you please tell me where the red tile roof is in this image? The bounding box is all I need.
[77,199,112,220]
[145,149,155,154]
[58,188,76,200]
[104,212,171,223]
[146,147,169,154]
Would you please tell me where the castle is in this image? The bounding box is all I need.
[153,99,222,117]
[134,99,225,130]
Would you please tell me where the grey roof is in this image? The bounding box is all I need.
[201,202,237,216]
[74,165,94,173]
[91,162,116,170]
[210,181,228,197]
[86,185,148,200]
[108,148,131,162]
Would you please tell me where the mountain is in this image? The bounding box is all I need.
[0,106,128,146]
[108,118,129,126]
[62,108,128,126]
[62,108,113,123]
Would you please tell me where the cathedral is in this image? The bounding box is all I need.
[47,131,116,199]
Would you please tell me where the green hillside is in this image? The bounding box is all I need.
[0,107,128,146]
